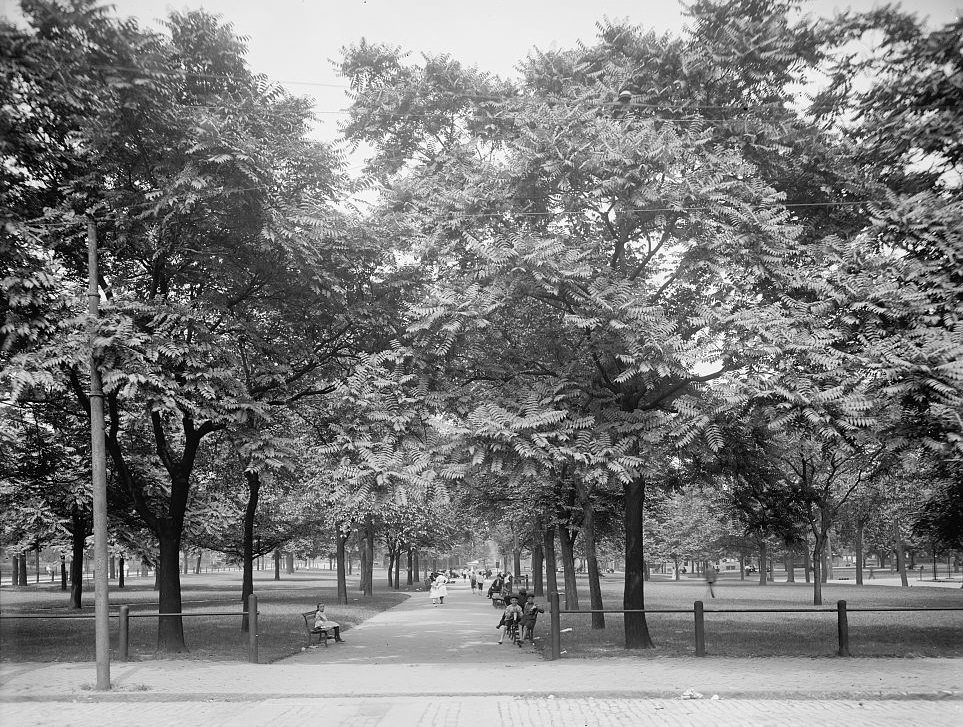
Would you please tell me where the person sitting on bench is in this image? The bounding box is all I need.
[314,603,344,642]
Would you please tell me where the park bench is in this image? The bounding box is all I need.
[301,610,336,647]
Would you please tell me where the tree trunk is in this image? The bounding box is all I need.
[387,547,395,588]
[362,515,374,597]
[413,550,420,584]
[822,530,833,582]
[394,547,401,590]
[157,528,186,652]
[273,550,281,581]
[785,551,795,582]
[803,543,811,583]
[532,540,544,597]
[241,470,259,632]
[11,555,19,586]
[542,525,559,598]
[855,524,864,586]
[286,552,294,574]
[19,552,28,585]
[109,555,116,580]
[575,479,604,629]
[623,478,653,648]
[513,548,522,579]
[69,508,85,608]
[557,523,580,610]
[895,529,909,587]
[811,535,824,606]
[359,538,368,592]
[60,555,67,591]
[674,556,680,581]
[336,523,348,605]
[758,540,768,586]
[407,547,413,586]
[118,556,125,589]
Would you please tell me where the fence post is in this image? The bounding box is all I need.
[248,593,259,664]
[836,599,850,657]
[549,591,561,661]
[118,605,130,662]
[694,601,705,657]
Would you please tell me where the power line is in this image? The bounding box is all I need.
[5,198,884,232]
[34,61,798,116]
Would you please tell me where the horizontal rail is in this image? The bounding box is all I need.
[554,607,963,615]
[0,611,251,619]
[547,592,963,661]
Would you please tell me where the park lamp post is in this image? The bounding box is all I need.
[87,220,111,690]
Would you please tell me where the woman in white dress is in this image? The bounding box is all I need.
[430,572,449,606]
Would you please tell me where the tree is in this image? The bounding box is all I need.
[338,2,841,648]
[4,4,346,651]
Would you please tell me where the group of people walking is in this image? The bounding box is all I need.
[425,569,545,645]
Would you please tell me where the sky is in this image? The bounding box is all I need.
[2,0,959,143]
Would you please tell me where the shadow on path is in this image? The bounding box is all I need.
[281,579,543,664]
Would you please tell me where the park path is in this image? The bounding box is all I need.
[281,577,541,664]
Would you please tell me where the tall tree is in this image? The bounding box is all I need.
[4,4,346,651]
[338,2,840,648]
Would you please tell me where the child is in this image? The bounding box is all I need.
[313,603,344,643]
[497,595,523,644]
[520,594,544,642]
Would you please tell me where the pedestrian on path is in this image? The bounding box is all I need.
[470,572,478,594]
[430,571,449,606]
[705,564,718,598]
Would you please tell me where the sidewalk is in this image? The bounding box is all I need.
[2,578,961,725]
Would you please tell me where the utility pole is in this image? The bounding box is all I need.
[87,220,111,690]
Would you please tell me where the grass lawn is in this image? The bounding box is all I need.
[0,569,410,663]
[546,574,963,659]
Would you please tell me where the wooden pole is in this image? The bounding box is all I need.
[118,605,130,662]
[837,600,850,657]
[549,591,561,660]
[248,593,259,663]
[88,220,111,690]
[694,601,706,657]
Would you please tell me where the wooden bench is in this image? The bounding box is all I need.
[301,610,336,647]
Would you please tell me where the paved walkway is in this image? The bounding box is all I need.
[2,578,961,726]
[282,575,539,664]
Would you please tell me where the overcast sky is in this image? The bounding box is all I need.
[2,0,959,143]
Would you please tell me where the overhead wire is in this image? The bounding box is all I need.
[24,60,799,117]
[6,198,885,232]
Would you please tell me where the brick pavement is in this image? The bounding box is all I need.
[2,696,962,727]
